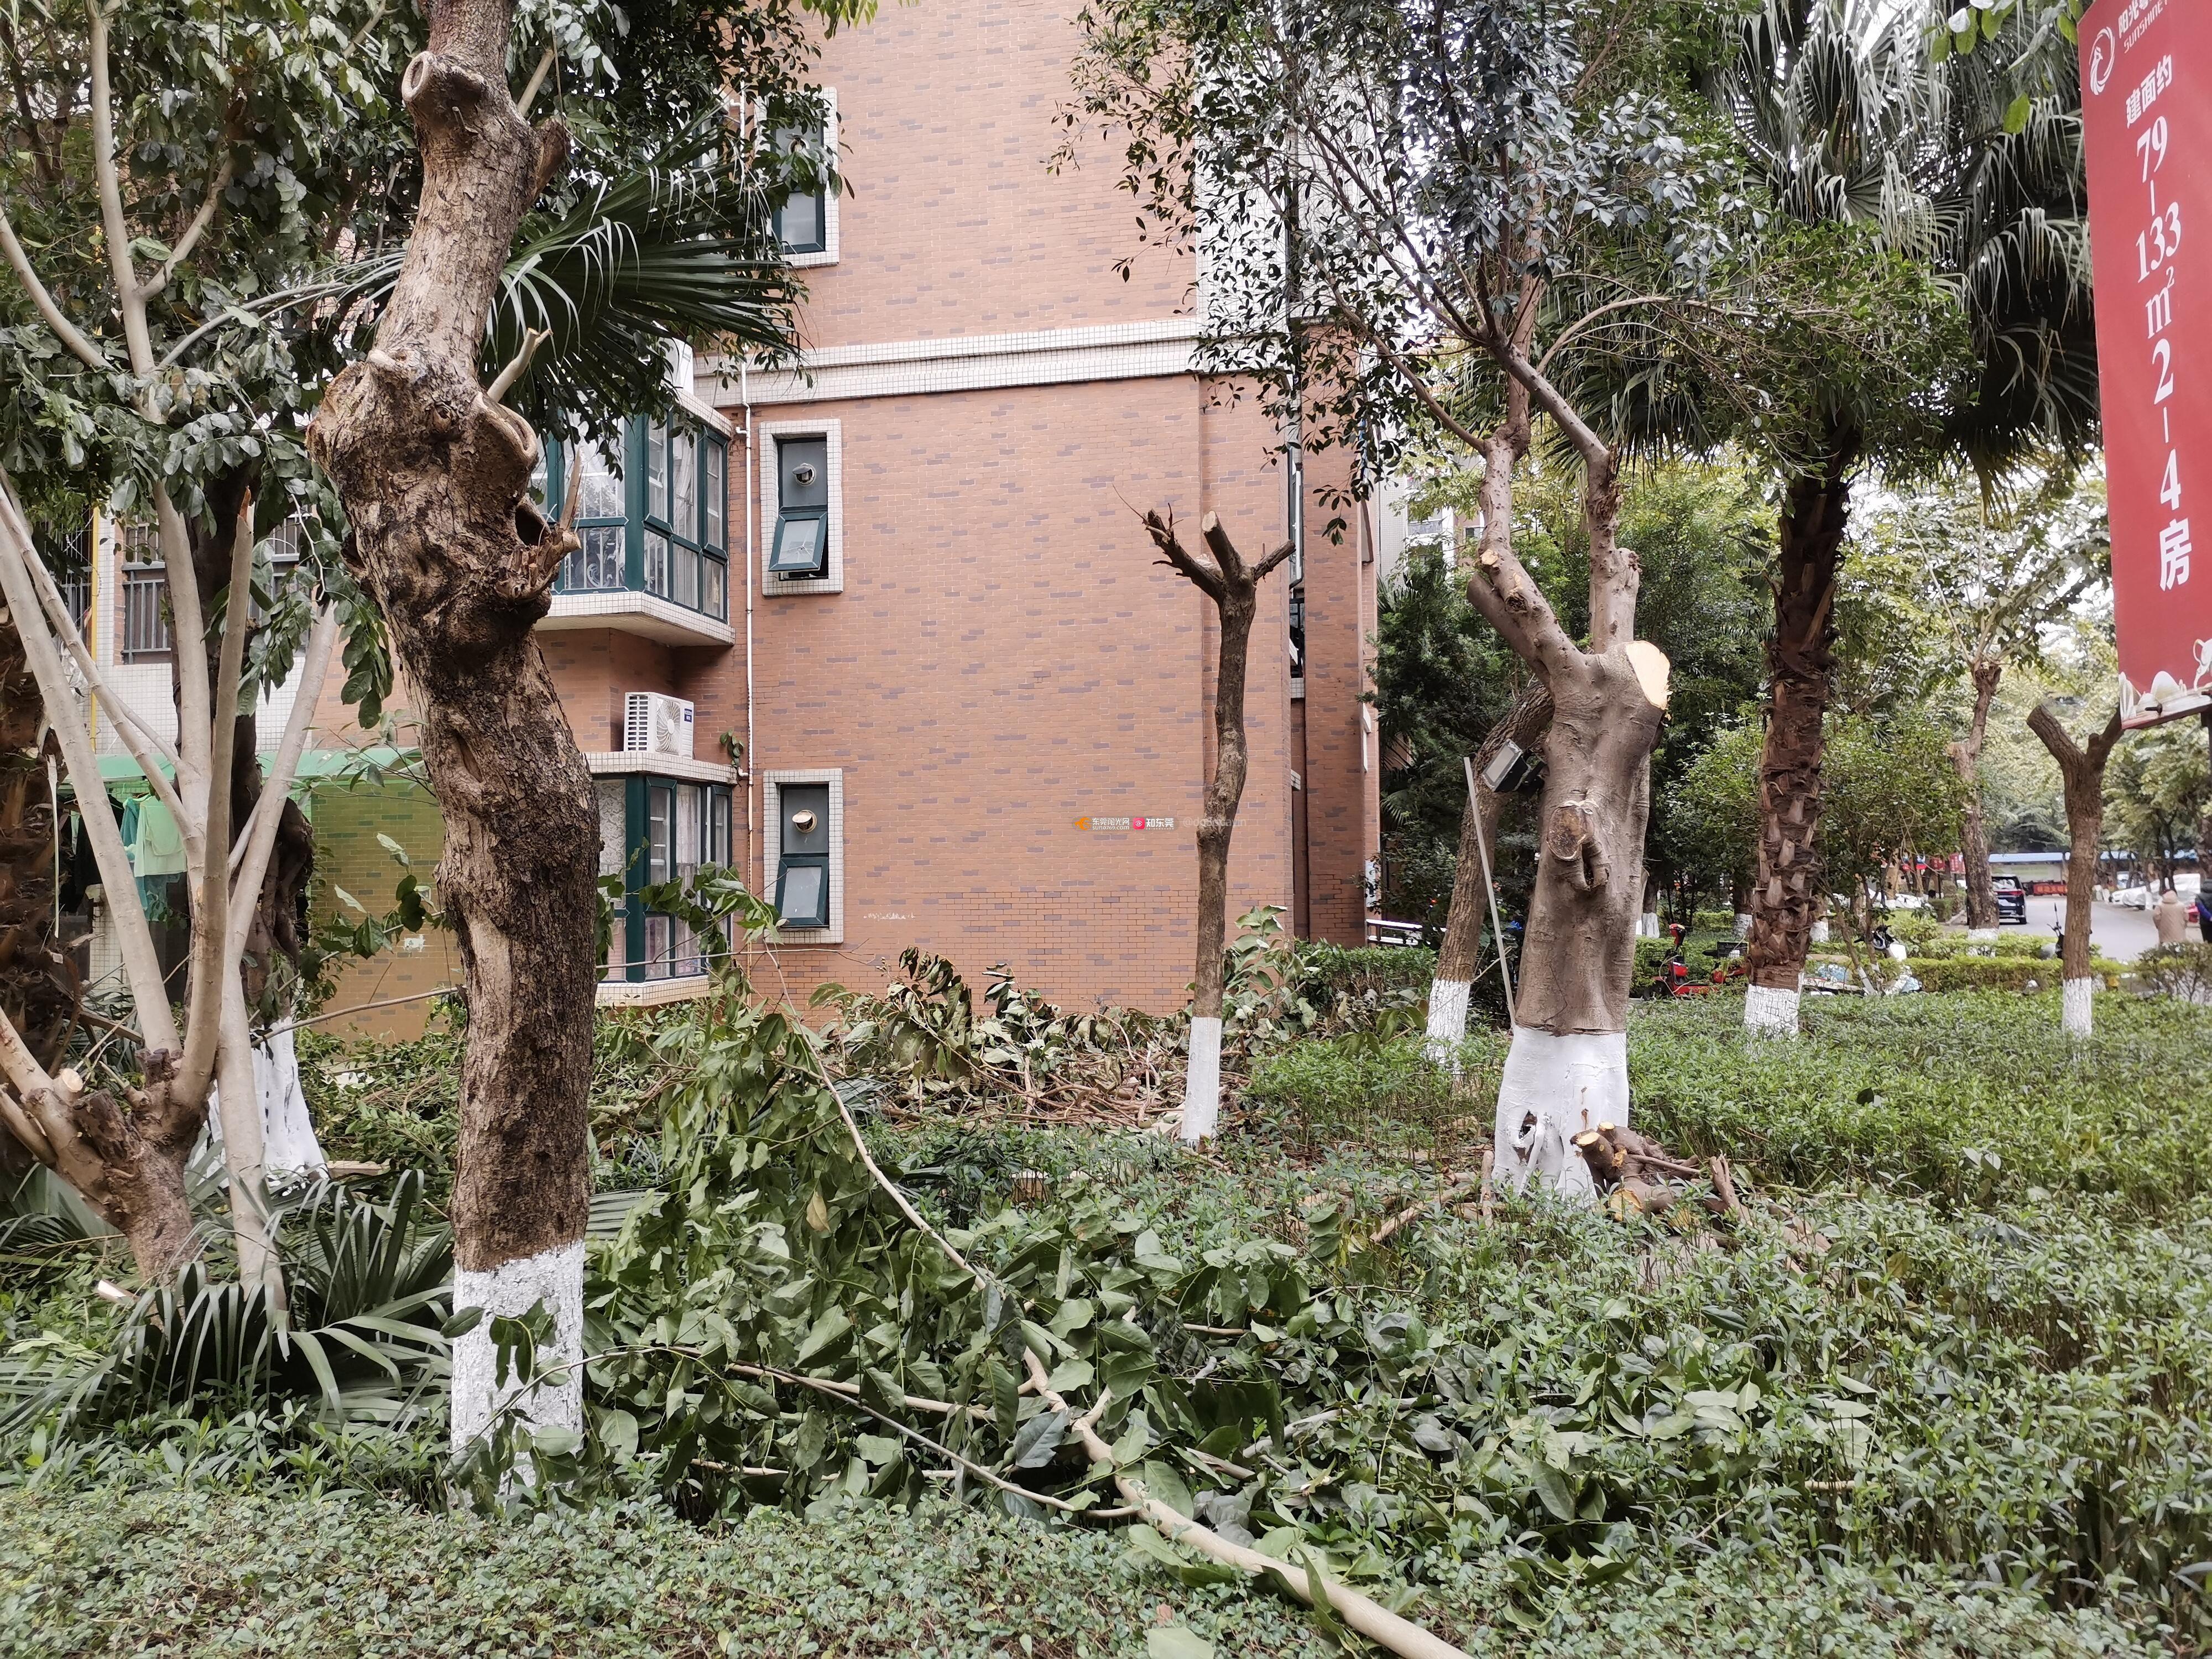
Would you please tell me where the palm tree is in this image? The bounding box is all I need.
[1716,0,2095,1032]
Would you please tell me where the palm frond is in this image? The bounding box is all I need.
[0,1171,453,1442]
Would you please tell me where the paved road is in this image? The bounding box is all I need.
[1997,898,2164,962]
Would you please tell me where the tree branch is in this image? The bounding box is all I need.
[517,45,556,114]
[138,142,238,303]
[0,469,179,1052]
[22,535,191,831]
[85,0,152,376]
[0,203,105,371]
[171,493,256,1112]
[226,604,338,952]
[1144,510,1225,602]
[485,325,551,405]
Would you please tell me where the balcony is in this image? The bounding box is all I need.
[536,414,735,649]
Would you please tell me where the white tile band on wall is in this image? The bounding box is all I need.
[700,317,1204,408]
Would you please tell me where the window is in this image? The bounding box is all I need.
[601,774,736,983]
[769,435,830,579]
[545,417,730,620]
[765,770,842,939]
[1288,582,1306,679]
[770,92,837,263]
[120,523,172,664]
[773,783,831,929]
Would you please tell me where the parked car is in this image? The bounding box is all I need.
[2113,885,2152,910]
[1992,876,2028,926]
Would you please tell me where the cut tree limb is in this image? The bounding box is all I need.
[1020,1349,1470,1659]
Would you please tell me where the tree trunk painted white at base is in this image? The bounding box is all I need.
[1423,979,1470,1067]
[1638,912,1660,938]
[2063,976,2094,1037]
[1493,1027,1626,1201]
[206,1026,327,1178]
[1734,913,1754,940]
[1966,926,1999,943]
[1811,920,1829,944]
[1744,983,1799,1036]
[1180,1016,1222,1144]
[451,1237,586,1454]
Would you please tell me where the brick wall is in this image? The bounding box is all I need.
[308,779,462,1041]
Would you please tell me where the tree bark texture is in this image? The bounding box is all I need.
[1746,469,1848,1015]
[1145,510,1292,1144]
[2027,700,2123,1036]
[1955,658,2003,931]
[1514,648,1666,1035]
[308,0,596,1312]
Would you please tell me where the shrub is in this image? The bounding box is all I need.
[2134,941,2212,1001]
[1244,1030,1498,1155]
[1631,992,2212,1218]
[1909,956,2124,994]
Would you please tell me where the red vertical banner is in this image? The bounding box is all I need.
[2083,0,2212,726]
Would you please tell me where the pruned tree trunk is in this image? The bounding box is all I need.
[2027,700,2123,1037]
[1745,463,1850,1037]
[1146,510,1292,1145]
[1954,658,2003,936]
[309,3,598,1448]
[1425,681,1550,1064]
[1457,361,1670,1202]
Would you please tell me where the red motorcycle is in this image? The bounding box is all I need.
[1652,923,1748,999]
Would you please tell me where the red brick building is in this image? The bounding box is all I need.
[82,0,1384,1025]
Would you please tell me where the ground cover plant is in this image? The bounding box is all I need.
[2,975,2207,1655]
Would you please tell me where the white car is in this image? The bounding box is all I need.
[2112,886,2152,910]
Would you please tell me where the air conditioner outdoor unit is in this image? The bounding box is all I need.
[624,692,695,759]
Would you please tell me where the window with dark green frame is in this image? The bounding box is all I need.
[602,775,735,982]
[768,434,830,578]
[543,415,729,622]
[774,782,831,929]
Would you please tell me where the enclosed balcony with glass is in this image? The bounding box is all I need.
[538,413,734,646]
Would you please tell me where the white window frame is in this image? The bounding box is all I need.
[763,768,844,943]
[786,88,839,270]
[759,417,843,596]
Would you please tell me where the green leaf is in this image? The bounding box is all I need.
[795,1305,852,1366]
[1146,1627,1215,1659]
[1530,1461,1577,1522]
[1140,1458,1193,1519]
[1011,1408,1068,1469]
[2004,93,2032,135]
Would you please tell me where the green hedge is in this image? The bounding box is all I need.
[1908,956,2125,994]
[1245,1030,1500,1154]
[1631,991,2212,1217]
[0,1470,2144,1658]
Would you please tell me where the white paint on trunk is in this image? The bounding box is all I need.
[1811,920,1829,944]
[1180,1016,1222,1144]
[205,1026,328,1178]
[451,1236,587,1454]
[256,1027,324,1175]
[1638,912,1660,938]
[2063,976,2094,1037]
[1744,983,1800,1036]
[1493,1026,1626,1202]
[1966,927,1999,942]
[1733,913,1754,940]
[1423,979,1470,1067]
